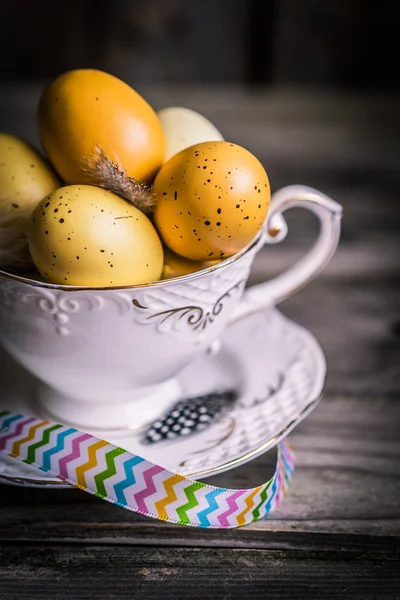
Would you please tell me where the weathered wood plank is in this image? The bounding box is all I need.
[1,86,399,170]
[280,281,400,397]
[0,546,398,600]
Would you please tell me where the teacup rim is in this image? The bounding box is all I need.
[0,233,261,292]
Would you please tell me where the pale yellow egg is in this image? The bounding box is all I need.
[28,185,163,286]
[158,107,223,162]
[0,134,60,269]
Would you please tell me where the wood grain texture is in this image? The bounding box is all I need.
[0,546,399,600]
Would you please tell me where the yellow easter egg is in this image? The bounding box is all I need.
[162,246,220,279]
[0,133,60,269]
[38,69,165,185]
[153,141,270,261]
[28,185,163,286]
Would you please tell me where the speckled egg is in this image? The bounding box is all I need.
[158,107,223,162]
[28,185,163,286]
[153,141,270,261]
[0,134,60,269]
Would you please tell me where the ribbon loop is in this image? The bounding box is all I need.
[0,411,295,529]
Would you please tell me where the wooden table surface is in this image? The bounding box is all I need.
[0,86,399,599]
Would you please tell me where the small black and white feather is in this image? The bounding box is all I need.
[143,390,237,444]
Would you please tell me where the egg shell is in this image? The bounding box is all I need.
[153,141,270,261]
[38,69,165,184]
[158,107,223,162]
[28,185,163,286]
[162,246,220,280]
[0,134,60,269]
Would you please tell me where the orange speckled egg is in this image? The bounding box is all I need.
[38,69,165,185]
[153,141,270,261]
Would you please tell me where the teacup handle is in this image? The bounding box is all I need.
[232,185,343,320]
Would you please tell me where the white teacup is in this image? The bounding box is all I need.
[0,185,342,432]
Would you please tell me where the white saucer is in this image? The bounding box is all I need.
[0,308,326,488]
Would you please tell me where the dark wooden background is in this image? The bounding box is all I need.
[1,0,399,89]
[0,0,400,597]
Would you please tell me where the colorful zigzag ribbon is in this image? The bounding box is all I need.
[0,411,295,529]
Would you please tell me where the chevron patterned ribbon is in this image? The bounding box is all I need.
[0,411,295,528]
